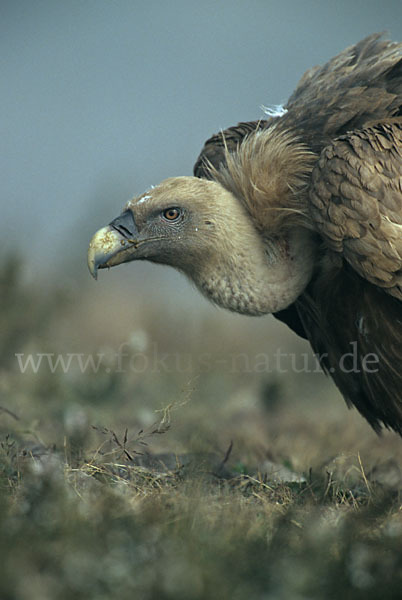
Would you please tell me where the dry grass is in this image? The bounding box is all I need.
[0,256,401,599]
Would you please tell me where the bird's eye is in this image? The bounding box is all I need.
[162,207,181,221]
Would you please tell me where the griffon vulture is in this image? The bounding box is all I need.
[88,34,402,435]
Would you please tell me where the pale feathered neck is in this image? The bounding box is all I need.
[210,125,316,233]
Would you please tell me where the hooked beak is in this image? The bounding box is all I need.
[87,210,139,279]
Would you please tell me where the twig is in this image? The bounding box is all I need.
[0,405,19,420]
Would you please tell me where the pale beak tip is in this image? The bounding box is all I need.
[87,225,127,279]
[87,244,99,280]
[88,262,98,280]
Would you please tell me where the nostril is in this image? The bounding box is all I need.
[109,210,137,240]
[114,224,132,237]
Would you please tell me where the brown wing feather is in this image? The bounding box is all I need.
[282,34,402,151]
[310,122,402,300]
[297,265,402,434]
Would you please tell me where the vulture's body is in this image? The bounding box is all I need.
[88,35,402,435]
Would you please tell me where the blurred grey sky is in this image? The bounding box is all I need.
[2,0,402,279]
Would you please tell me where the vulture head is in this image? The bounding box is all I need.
[88,170,316,316]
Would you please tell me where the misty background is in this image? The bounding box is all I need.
[2,0,402,306]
